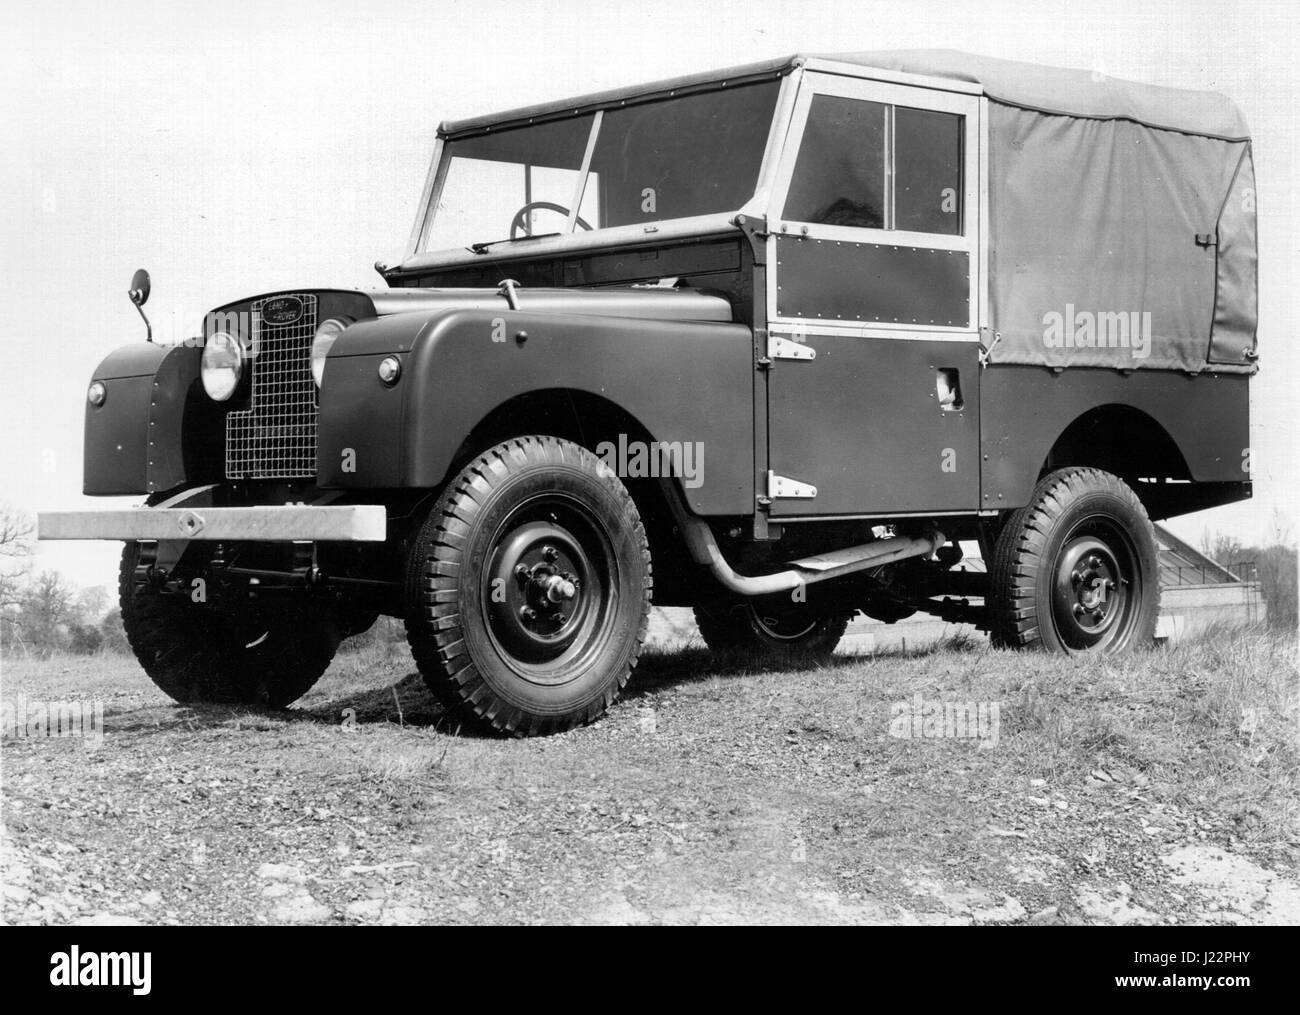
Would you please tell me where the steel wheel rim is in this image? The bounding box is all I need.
[1049,516,1141,652]
[746,597,821,642]
[481,494,619,686]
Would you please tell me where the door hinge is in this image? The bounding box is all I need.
[768,334,816,362]
[767,471,818,499]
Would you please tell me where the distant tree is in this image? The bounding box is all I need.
[16,569,76,655]
[68,623,104,655]
[75,585,110,623]
[99,606,130,654]
[0,504,33,610]
[1200,529,1247,566]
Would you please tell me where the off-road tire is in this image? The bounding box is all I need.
[988,467,1159,653]
[693,595,851,661]
[118,542,341,707]
[405,436,652,736]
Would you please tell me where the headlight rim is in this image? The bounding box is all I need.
[311,317,352,388]
[201,330,244,402]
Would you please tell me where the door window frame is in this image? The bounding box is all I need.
[765,69,983,338]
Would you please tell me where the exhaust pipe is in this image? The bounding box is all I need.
[659,481,944,597]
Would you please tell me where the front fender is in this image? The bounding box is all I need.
[84,342,224,495]
[316,308,755,514]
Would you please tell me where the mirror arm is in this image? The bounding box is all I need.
[132,299,152,343]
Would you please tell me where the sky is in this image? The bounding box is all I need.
[2,0,1297,591]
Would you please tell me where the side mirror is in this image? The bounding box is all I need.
[128,268,153,342]
[128,268,151,307]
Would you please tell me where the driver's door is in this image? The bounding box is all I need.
[763,70,983,518]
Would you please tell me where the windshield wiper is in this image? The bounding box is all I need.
[469,233,561,255]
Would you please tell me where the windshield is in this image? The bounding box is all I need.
[421,80,781,252]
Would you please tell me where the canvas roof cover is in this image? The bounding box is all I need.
[827,51,1257,373]
[439,50,1257,373]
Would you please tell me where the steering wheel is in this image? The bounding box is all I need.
[509,201,592,239]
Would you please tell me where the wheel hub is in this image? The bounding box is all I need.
[1052,533,1131,648]
[485,521,596,670]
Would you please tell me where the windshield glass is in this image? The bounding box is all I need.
[422,80,781,252]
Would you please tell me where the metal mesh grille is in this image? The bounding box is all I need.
[225,294,318,479]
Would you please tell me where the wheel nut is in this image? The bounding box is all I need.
[1071,570,1082,584]
[543,545,558,562]
[520,606,536,620]
[515,565,530,582]
[1072,603,1085,616]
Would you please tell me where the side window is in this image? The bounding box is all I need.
[783,95,964,236]
[782,96,886,228]
[894,106,962,235]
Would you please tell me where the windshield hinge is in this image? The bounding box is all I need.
[733,213,769,239]
[497,278,521,310]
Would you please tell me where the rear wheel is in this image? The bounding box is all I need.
[118,542,341,707]
[405,437,652,736]
[693,593,851,661]
[988,467,1159,653]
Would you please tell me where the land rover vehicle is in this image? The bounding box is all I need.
[40,51,1257,735]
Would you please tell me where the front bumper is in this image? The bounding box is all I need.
[38,486,386,542]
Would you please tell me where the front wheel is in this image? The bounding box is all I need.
[119,543,341,707]
[988,467,1159,653]
[405,437,652,736]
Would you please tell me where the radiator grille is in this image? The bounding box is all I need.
[225,294,318,479]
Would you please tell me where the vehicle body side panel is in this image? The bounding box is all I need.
[317,309,755,514]
[774,236,971,327]
[979,365,1251,508]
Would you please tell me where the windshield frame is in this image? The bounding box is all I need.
[402,68,799,267]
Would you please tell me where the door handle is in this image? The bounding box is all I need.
[935,368,963,411]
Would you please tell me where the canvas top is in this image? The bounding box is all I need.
[440,49,1250,141]
[825,50,1249,140]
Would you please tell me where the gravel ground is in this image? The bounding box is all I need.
[1,617,1297,925]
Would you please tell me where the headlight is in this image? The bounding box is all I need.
[311,318,350,387]
[201,331,243,401]
[87,380,107,406]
